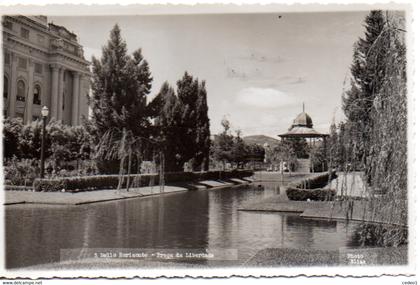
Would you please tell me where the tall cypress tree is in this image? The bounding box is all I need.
[342,10,386,171]
[194,81,211,170]
[90,24,153,173]
[149,82,184,172]
[176,72,211,171]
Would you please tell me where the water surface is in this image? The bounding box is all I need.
[5,182,360,268]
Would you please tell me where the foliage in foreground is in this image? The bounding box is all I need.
[328,11,407,246]
[352,223,407,247]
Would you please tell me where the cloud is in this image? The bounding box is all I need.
[235,87,295,109]
[236,52,285,64]
[225,65,307,88]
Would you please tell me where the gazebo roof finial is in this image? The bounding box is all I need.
[303,102,305,113]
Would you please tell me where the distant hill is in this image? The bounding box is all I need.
[243,135,280,148]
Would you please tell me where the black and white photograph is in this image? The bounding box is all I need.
[0,0,417,283]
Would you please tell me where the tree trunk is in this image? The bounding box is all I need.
[126,150,132,192]
[117,155,126,190]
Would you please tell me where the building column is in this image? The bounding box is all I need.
[25,60,34,124]
[57,68,65,122]
[9,53,18,118]
[71,71,80,126]
[50,64,60,120]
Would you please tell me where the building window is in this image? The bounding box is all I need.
[16,80,26,102]
[37,34,45,44]
[3,76,8,98]
[20,27,29,39]
[35,63,43,74]
[4,53,10,65]
[32,115,40,121]
[16,112,24,119]
[2,21,13,30]
[33,85,41,105]
[18,57,27,69]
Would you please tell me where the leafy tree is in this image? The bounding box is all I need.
[210,119,264,170]
[287,137,309,159]
[3,118,92,172]
[231,130,247,168]
[244,143,265,166]
[265,140,297,172]
[211,118,234,170]
[90,24,153,174]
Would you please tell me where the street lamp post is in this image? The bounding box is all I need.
[40,106,49,179]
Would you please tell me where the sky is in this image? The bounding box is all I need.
[50,12,368,138]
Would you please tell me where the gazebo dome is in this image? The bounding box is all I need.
[292,112,313,128]
[278,103,328,139]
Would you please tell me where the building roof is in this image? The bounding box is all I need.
[292,112,313,128]
[278,104,328,138]
[279,126,328,138]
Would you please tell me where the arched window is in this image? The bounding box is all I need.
[16,80,26,102]
[33,85,41,105]
[3,76,8,98]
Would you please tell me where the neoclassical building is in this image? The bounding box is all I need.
[2,15,90,125]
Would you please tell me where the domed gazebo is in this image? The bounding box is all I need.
[278,103,328,173]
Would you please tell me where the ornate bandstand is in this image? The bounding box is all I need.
[278,104,329,173]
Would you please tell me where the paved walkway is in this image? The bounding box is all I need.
[325,171,368,198]
[4,185,188,205]
[239,194,405,226]
[252,171,315,182]
[4,179,251,206]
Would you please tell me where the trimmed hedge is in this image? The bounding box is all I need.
[286,187,336,201]
[286,171,337,201]
[288,171,337,190]
[5,185,34,191]
[32,170,253,192]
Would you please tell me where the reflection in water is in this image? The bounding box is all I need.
[7,183,360,269]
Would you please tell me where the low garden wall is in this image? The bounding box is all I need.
[286,171,337,201]
[32,170,253,192]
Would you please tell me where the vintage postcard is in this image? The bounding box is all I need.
[0,0,417,282]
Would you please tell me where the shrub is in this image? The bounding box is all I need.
[286,187,336,201]
[34,179,67,192]
[2,118,91,170]
[285,171,337,201]
[3,118,23,159]
[351,223,407,247]
[4,157,39,186]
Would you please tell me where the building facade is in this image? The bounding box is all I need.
[2,15,90,125]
